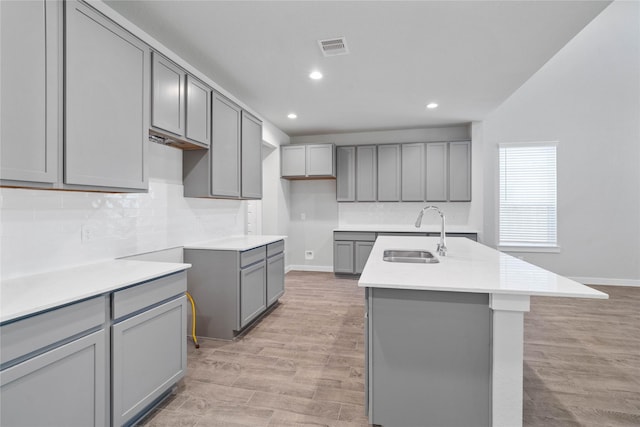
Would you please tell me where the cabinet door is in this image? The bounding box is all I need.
[401,143,425,201]
[281,145,306,177]
[306,144,334,177]
[112,296,187,427]
[185,75,211,147]
[210,92,241,197]
[241,111,263,199]
[449,141,471,201]
[356,145,377,202]
[426,142,448,202]
[266,252,285,306]
[151,53,185,136]
[1,0,59,185]
[333,241,355,274]
[240,261,267,328]
[377,144,401,202]
[65,0,149,190]
[0,330,106,427]
[336,146,356,202]
[355,241,375,274]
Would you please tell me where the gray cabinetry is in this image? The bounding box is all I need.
[151,53,185,137]
[449,141,472,201]
[0,297,107,427]
[333,232,376,275]
[184,240,285,340]
[266,241,286,307]
[241,111,263,199]
[150,53,211,149]
[65,0,149,191]
[366,288,490,426]
[281,144,335,179]
[111,271,187,427]
[336,146,356,202]
[377,144,401,202]
[356,146,377,201]
[426,142,448,202]
[401,143,426,201]
[0,0,60,187]
[183,92,261,199]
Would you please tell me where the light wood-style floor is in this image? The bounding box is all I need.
[140,271,639,427]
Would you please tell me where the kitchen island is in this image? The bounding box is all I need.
[359,236,607,427]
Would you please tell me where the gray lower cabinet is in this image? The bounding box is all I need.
[240,260,267,328]
[65,0,149,191]
[356,146,377,201]
[377,144,401,202]
[0,297,108,427]
[183,92,261,199]
[365,288,490,426]
[333,232,376,275]
[336,146,356,201]
[184,240,285,340]
[0,0,60,187]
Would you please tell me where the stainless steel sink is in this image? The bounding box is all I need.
[383,250,440,264]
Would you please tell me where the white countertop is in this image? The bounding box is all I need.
[0,260,191,324]
[359,236,607,299]
[184,235,286,251]
[334,225,479,234]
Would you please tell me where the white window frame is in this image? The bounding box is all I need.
[497,141,560,253]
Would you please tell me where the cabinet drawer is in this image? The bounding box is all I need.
[113,271,187,321]
[334,232,376,242]
[1,296,106,367]
[267,240,285,257]
[240,246,266,268]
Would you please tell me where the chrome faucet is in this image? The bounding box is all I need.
[415,206,447,256]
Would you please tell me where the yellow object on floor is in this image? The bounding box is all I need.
[185,291,199,349]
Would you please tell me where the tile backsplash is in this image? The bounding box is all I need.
[338,202,477,229]
[0,180,246,279]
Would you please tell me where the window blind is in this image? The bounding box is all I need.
[499,143,557,247]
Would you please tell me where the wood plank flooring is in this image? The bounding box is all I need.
[140,272,639,427]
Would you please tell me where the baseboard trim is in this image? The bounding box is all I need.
[569,277,640,287]
[287,265,334,273]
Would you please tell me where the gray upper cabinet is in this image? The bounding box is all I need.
[425,142,448,202]
[336,146,356,202]
[401,143,426,201]
[151,53,185,137]
[356,145,377,201]
[151,53,211,149]
[210,92,242,197]
[449,141,471,201]
[185,76,211,147]
[281,145,306,177]
[377,144,401,202]
[183,92,261,200]
[281,144,335,179]
[1,0,60,187]
[65,0,149,191]
[241,111,263,199]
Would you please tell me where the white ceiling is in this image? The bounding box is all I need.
[105,0,611,137]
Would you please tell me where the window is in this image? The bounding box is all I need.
[499,142,557,250]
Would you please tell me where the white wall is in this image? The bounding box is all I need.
[0,143,246,279]
[482,0,640,285]
[287,125,484,270]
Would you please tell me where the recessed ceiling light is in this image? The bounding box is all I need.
[309,71,323,80]
[426,103,439,109]
[287,113,297,119]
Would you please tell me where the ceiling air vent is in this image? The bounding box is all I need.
[318,37,349,57]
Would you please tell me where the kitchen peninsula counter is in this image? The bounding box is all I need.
[359,236,607,427]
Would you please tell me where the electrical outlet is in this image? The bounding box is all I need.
[305,250,314,260]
